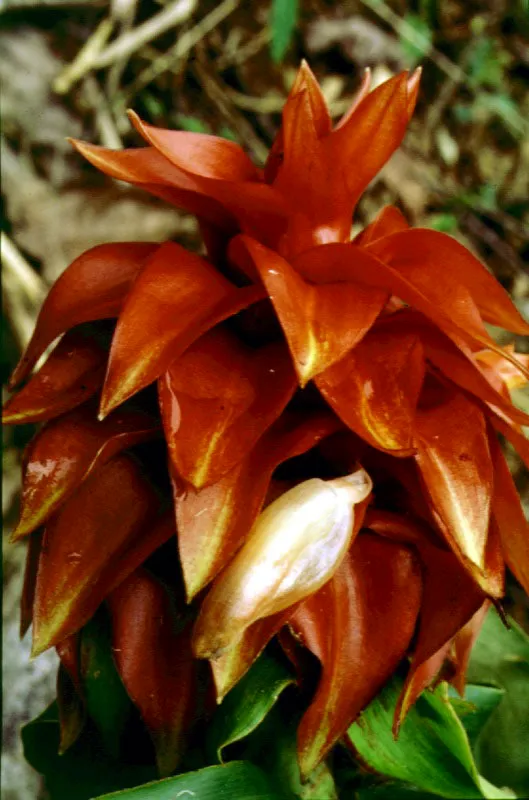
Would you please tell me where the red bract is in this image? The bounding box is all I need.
[107,569,197,776]
[6,62,529,777]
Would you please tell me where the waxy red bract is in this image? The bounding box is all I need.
[6,62,529,779]
[108,569,197,776]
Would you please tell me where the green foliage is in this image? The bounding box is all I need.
[465,37,509,89]
[466,610,529,796]
[472,94,524,138]
[175,114,210,133]
[24,618,527,800]
[428,212,459,233]
[22,704,155,800]
[242,705,338,800]
[400,13,433,66]
[80,610,133,760]
[207,650,294,762]
[452,35,525,138]
[218,125,238,142]
[93,762,286,799]
[347,674,512,798]
[449,685,504,749]
[269,0,299,63]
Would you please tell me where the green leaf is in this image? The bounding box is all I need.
[347,674,507,798]
[473,94,525,139]
[418,0,438,26]
[400,13,432,66]
[81,610,133,760]
[91,761,286,799]
[428,213,458,233]
[175,114,211,133]
[468,611,529,677]
[207,651,294,762]
[141,94,165,120]
[22,703,155,800]
[240,704,337,800]
[356,783,448,798]
[449,685,504,749]
[467,610,529,795]
[465,37,508,89]
[219,125,239,142]
[269,0,299,63]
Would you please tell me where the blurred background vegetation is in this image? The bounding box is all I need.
[1,0,528,797]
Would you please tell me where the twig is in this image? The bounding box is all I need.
[1,234,46,305]
[92,0,197,70]
[216,27,271,70]
[227,89,285,114]
[358,0,527,137]
[83,75,123,150]
[358,0,465,83]
[53,17,114,95]
[106,0,139,100]
[192,57,269,164]
[122,0,240,103]
[423,76,458,138]
[1,233,47,349]
[462,212,524,276]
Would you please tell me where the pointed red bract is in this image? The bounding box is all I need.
[31,457,174,655]
[394,643,452,733]
[282,61,332,140]
[100,242,263,416]
[490,413,529,470]
[70,140,237,231]
[295,243,524,375]
[415,389,494,573]
[57,634,82,691]
[129,111,259,181]
[406,316,529,426]
[452,601,490,695]
[316,327,424,454]
[264,61,332,186]
[177,412,342,601]
[360,310,529,427]
[408,541,487,665]
[12,402,159,540]
[108,569,196,777]
[353,204,409,247]
[3,328,107,424]
[290,533,422,776]
[210,608,297,702]
[77,128,288,247]
[334,68,372,131]
[368,228,529,335]
[490,434,529,594]
[8,65,528,768]
[364,509,488,725]
[273,91,330,252]
[9,243,157,389]
[475,346,529,390]
[237,235,387,385]
[56,634,85,753]
[322,73,411,216]
[395,597,490,729]
[159,329,296,489]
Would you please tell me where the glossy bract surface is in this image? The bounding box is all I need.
[5,62,529,778]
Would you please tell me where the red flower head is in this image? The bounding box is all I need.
[5,63,529,777]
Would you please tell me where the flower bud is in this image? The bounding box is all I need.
[193,468,372,659]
